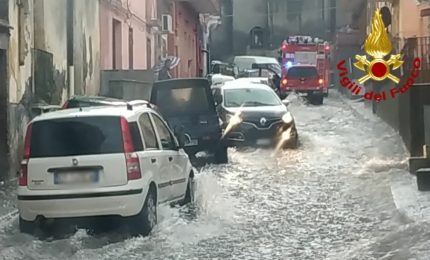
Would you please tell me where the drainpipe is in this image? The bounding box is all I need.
[201,15,221,76]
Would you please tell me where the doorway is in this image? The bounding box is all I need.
[0,49,8,173]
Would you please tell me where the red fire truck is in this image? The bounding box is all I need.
[279,36,331,104]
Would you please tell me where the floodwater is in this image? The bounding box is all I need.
[0,92,429,260]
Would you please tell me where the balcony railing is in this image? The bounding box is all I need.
[401,37,430,84]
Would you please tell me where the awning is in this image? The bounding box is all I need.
[174,0,219,14]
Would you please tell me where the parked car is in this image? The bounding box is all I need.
[210,74,235,88]
[234,77,270,86]
[212,81,298,148]
[150,78,228,164]
[17,104,194,236]
[233,56,281,74]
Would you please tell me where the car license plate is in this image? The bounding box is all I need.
[256,139,271,145]
[185,139,198,146]
[54,171,98,185]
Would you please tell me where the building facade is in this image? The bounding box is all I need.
[99,0,157,70]
[157,0,219,78]
[2,0,100,180]
[211,0,366,59]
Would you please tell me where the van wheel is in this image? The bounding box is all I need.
[214,145,228,164]
[19,217,36,235]
[130,188,157,236]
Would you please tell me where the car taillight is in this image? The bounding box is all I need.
[120,117,141,180]
[19,161,28,186]
[282,78,288,85]
[19,124,32,186]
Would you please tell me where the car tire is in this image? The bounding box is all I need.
[283,131,299,149]
[214,145,228,164]
[130,187,157,236]
[19,217,36,235]
[180,172,195,206]
[314,95,324,105]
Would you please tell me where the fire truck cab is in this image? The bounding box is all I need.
[279,36,331,105]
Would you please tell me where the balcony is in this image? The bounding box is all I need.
[174,0,219,14]
[401,37,430,84]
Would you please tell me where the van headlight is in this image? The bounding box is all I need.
[282,112,293,124]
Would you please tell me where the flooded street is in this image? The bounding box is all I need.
[1,92,429,260]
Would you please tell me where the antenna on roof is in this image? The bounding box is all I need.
[126,103,133,111]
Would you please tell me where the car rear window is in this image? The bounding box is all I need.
[155,87,213,116]
[287,67,318,78]
[30,116,124,158]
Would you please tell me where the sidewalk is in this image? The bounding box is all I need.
[338,91,430,222]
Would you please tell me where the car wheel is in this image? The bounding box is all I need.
[283,132,299,149]
[19,217,36,235]
[130,187,157,236]
[214,145,228,164]
[314,95,324,105]
[180,172,195,206]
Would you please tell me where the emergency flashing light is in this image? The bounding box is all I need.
[318,78,324,85]
[325,45,330,51]
[281,44,288,51]
[284,61,293,69]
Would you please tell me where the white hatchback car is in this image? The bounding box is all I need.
[17,104,194,235]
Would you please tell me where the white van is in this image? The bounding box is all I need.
[233,56,280,73]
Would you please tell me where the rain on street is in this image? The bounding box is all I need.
[0,92,427,260]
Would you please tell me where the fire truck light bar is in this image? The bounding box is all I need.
[284,61,293,69]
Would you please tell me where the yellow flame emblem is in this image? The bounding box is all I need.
[354,8,403,84]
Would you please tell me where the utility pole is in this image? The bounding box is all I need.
[201,14,221,76]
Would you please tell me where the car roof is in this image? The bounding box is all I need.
[30,105,156,123]
[153,78,210,90]
[69,95,123,102]
[234,56,278,63]
[221,81,273,90]
[235,77,269,82]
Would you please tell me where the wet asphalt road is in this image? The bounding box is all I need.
[0,92,429,260]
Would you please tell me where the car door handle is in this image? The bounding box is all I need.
[168,156,173,162]
[151,158,157,163]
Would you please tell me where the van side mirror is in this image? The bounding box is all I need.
[282,99,290,106]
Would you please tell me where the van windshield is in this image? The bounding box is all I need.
[30,116,124,158]
[155,86,213,116]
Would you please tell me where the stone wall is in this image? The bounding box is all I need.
[5,0,101,179]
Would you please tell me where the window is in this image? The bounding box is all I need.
[147,38,151,69]
[155,87,213,116]
[0,0,8,21]
[129,122,143,151]
[30,117,124,158]
[129,27,134,69]
[112,19,122,69]
[287,67,318,78]
[139,113,159,149]
[151,114,176,150]
[224,88,281,108]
